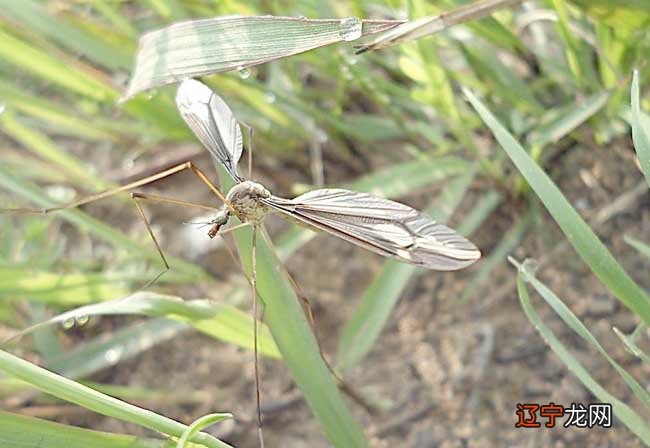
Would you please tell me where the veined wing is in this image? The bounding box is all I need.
[176,79,243,182]
[266,189,480,271]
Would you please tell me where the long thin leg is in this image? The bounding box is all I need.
[130,194,169,290]
[251,225,265,448]
[0,161,236,216]
[131,192,219,212]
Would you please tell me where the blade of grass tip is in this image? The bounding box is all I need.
[0,350,232,448]
[0,165,209,281]
[355,0,523,53]
[631,70,650,187]
[513,258,650,408]
[624,235,650,259]
[0,412,185,448]
[176,413,233,448]
[219,174,367,447]
[124,16,402,99]
[464,87,650,326]
[337,167,478,372]
[8,292,281,359]
[513,265,650,444]
[0,0,132,70]
[612,325,650,364]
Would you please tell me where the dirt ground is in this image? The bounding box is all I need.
[63,131,649,447]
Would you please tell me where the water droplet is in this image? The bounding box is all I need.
[144,89,157,100]
[0,103,5,115]
[341,65,353,81]
[520,258,539,280]
[314,128,328,144]
[75,315,89,326]
[62,318,75,329]
[104,347,123,363]
[237,66,251,79]
[339,17,362,42]
[45,185,76,203]
[264,92,276,104]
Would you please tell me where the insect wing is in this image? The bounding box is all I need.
[175,79,243,182]
[268,189,480,271]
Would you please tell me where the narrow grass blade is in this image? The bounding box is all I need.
[124,16,402,99]
[514,269,650,443]
[624,235,650,259]
[47,318,189,379]
[631,70,650,187]
[0,412,183,448]
[0,29,116,102]
[0,111,109,190]
[0,0,131,70]
[464,88,650,325]
[355,0,522,53]
[613,325,650,364]
[177,413,233,448]
[337,168,479,372]
[514,258,650,408]
[9,292,281,359]
[0,350,232,448]
[527,90,610,149]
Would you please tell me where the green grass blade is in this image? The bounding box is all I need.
[124,16,401,99]
[0,0,131,70]
[514,259,650,408]
[0,350,232,448]
[48,318,189,379]
[624,235,650,259]
[464,88,650,325]
[0,29,116,102]
[0,412,181,448]
[177,413,232,448]
[515,274,650,444]
[631,70,650,187]
[11,292,281,359]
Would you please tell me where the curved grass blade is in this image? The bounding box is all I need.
[464,88,650,325]
[176,413,233,448]
[0,412,185,448]
[624,235,650,259]
[514,265,650,444]
[7,292,281,359]
[631,70,650,187]
[0,350,232,448]
[124,16,402,99]
[513,258,650,408]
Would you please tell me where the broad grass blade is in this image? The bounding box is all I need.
[124,16,402,100]
[464,88,650,326]
[0,350,232,448]
[9,292,281,359]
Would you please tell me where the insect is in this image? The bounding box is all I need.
[2,78,480,447]
[175,79,481,271]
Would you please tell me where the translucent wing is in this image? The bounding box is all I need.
[267,189,481,271]
[175,79,243,182]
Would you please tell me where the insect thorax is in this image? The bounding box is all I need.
[225,181,272,223]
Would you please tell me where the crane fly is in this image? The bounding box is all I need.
[1,78,480,447]
[176,79,481,270]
